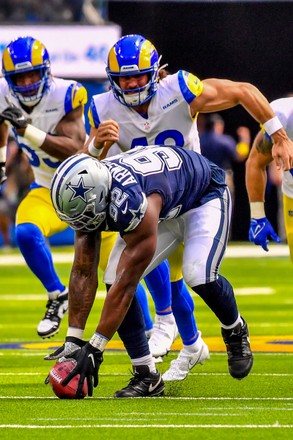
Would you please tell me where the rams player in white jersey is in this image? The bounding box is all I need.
[246,96,293,254]
[86,35,210,381]
[81,34,293,382]
[0,36,89,339]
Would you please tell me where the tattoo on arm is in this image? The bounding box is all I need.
[256,136,273,155]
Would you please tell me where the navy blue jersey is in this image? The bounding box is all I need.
[102,145,226,234]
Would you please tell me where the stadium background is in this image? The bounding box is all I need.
[0,0,293,245]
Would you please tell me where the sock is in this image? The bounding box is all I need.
[193,275,238,326]
[171,278,198,345]
[144,260,172,314]
[16,223,64,293]
[135,283,153,331]
[221,314,243,330]
[131,354,156,373]
[183,334,203,353]
[115,293,150,359]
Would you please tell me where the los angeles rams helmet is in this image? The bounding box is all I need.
[50,154,112,232]
[2,36,52,107]
[106,34,160,107]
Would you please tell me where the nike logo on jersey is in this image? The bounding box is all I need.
[121,203,128,215]
[149,377,162,393]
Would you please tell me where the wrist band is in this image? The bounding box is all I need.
[89,332,108,351]
[250,202,265,219]
[0,146,7,163]
[24,124,47,148]
[88,137,104,158]
[66,327,84,340]
[262,116,283,136]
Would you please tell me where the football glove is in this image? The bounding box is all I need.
[44,336,86,361]
[0,106,28,130]
[249,217,281,251]
[61,342,103,398]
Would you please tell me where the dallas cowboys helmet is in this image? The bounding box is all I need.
[2,36,52,107]
[50,154,112,232]
[106,34,160,107]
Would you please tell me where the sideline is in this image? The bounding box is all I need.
[0,244,290,266]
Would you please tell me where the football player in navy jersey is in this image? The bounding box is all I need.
[83,34,293,381]
[49,145,253,398]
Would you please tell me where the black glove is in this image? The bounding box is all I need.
[44,336,86,361]
[0,163,6,185]
[62,342,103,398]
[1,106,28,129]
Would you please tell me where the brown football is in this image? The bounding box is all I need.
[48,360,88,399]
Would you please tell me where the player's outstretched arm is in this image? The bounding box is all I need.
[190,78,293,170]
[246,131,281,251]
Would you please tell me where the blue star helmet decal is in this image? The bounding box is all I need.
[67,177,94,203]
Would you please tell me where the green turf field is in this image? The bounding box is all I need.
[0,245,292,439]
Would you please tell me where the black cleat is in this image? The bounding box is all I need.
[114,365,165,398]
[221,317,253,380]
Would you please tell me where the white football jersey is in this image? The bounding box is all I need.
[88,70,203,154]
[270,97,293,198]
[0,77,86,188]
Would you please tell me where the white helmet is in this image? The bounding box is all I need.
[50,153,112,232]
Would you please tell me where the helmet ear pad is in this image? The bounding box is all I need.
[2,36,52,106]
[106,34,160,107]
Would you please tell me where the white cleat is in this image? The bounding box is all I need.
[148,313,179,357]
[37,289,68,339]
[162,333,210,381]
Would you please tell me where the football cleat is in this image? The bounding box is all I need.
[148,313,179,357]
[221,317,253,379]
[162,332,210,381]
[37,289,68,338]
[114,365,165,398]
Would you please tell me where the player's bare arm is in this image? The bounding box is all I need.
[95,193,162,340]
[68,229,101,330]
[36,106,86,160]
[246,130,273,203]
[190,78,293,170]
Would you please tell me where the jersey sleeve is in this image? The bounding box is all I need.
[64,82,87,113]
[88,97,100,128]
[177,70,204,104]
[108,183,148,234]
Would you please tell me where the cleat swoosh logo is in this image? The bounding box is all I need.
[148,377,161,393]
[88,353,95,368]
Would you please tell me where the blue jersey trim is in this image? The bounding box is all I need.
[64,84,74,114]
[178,70,197,105]
[90,99,101,128]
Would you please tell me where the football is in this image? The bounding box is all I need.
[48,360,88,399]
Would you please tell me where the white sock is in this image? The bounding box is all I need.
[131,354,156,373]
[221,314,243,330]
